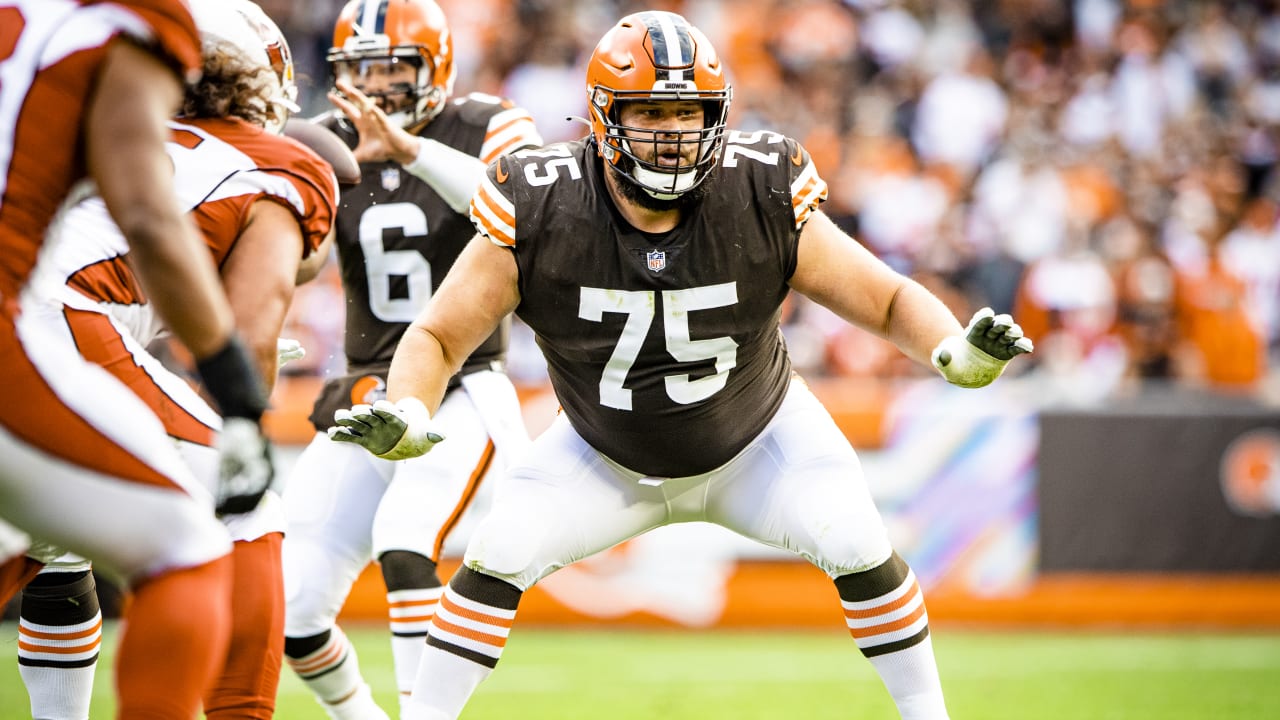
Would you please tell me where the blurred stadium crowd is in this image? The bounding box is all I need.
[267,0,1280,402]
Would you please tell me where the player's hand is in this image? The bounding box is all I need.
[328,79,419,165]
[216,417,275,516]
[328,397,444,460]
[276,337,305,369]
[931,307,1034,388]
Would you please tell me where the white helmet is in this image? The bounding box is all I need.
[190,0,299,133]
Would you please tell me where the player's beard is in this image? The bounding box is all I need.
[610,162,714,212]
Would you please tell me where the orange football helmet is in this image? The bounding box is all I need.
[328,0,455,129]
[586,11,732,199]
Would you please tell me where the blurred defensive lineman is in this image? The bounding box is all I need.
[279,1,542,717]
[331,11,1033,720]
[0,0,273,716]
[14,2,339,717]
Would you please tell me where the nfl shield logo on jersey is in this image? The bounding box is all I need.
[381,168,401,191]
[646,249,666,273]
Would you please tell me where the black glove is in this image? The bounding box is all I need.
[195,338,274,516]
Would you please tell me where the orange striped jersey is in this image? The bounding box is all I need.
[0,0,201,300]
[468,131,829,478]
[37,116,337,345]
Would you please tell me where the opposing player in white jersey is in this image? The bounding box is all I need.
[0,0,277,717]
[13,2,340,718]
[331,11,1034,720]
[279,1,542,718]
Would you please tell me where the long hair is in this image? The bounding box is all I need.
[181,39,282,128]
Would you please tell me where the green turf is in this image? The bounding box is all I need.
[1,623,1278,718]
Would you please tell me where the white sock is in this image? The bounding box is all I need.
[287,626,389,720]
[402,645,493,720]
[865,635,950,720]
[19,664,96,720]
[19,571,100,720]
[387,585,442,712]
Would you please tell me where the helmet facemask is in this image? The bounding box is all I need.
[591,88,730,201]
[329,47,444,129]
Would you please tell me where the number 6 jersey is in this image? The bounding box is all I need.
[470,131,828,478]
[308,94,541,430]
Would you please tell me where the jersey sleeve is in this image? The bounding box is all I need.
[479,105,543,164]
[262,139,339,258]
[114,0,203,82]
[783,137,828,230]
[470,156,518,248]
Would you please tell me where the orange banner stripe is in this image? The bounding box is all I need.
[844,580,921,620]
[439,594,515,629]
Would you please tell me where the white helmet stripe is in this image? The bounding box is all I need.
[357,0,387,37]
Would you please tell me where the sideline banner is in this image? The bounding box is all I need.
[1039,392,1280,572]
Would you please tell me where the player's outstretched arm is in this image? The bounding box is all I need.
[329,234,520,459]
[789,210,1032,387]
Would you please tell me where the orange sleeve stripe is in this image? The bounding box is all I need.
[476,184,516,229]
[792,175,819,209]
[844,580,922,620]
[431,615,509,648]
[473,211,514,246]
[439,594,516,629]
[848,602,927,640]
[481,133,530,165]
[18,638,100,655]
[19,619,102,641]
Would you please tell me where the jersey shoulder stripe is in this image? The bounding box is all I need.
[471,171,515,247]
[480,107,542,164]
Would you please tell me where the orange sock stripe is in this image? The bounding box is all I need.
[439,592,514,629]
[390,613,435,624]
[844,579,922,620]
[289,640,346,675]
[430,615,508,649]
[19,617,103,641]
[848,602,927,640]
[388,597,440,609]
[18,637,101,654]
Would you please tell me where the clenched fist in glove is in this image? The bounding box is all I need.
[328,397,444,460]
[931,307,1034,388]
[195,337,275,516]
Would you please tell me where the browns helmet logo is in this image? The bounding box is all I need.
[350,374,387,405]
[1220,427,1280,517]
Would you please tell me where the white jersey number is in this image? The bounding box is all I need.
[358,202,433,323]
[579,283,739,410]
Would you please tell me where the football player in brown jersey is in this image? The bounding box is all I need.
[330,10,1032,720]
[279,1,542,718]
[0,0,275,717]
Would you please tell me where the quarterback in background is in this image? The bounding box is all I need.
[331,10,1033,720]
[13,2,341,718]
[280,1,542,718]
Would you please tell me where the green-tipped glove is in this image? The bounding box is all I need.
[328,397,445,460]
[931,307,1035,388]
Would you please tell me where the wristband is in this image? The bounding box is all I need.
[196,337,269,421]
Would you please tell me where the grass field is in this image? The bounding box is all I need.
[1,623,1278,719]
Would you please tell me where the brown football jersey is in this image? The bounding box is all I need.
[470,130,828,477]
[309,94,541,430]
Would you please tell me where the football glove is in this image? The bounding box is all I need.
[328,397,444,460]
[215,417,274,516]
[931,307,1035,389]
[276,337,306,369]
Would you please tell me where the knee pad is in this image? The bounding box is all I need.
[378,550,440,592]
